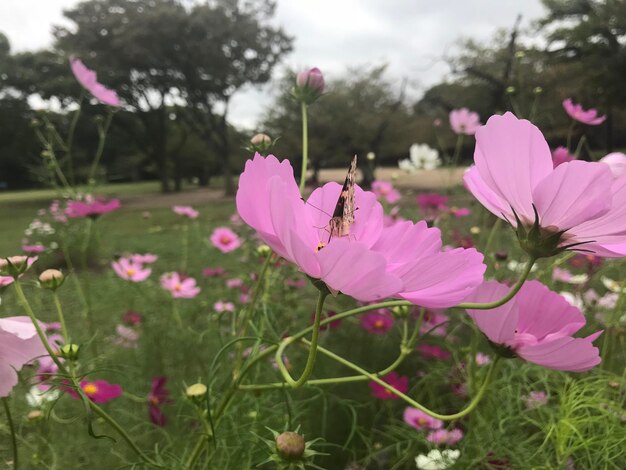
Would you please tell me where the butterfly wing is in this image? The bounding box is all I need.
[329,155,357,239]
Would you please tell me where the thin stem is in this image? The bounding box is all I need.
[312,340,500,421]
[573,135,586,159]
[566,120,576,152]
[66,95,84,186]
[181,223,189,272]
[88,111,114,185]
[52,291,70,344]
[2,397,18,470]
[482,218,501,260]
[172,299,183,328]
[451,133,464,167]
[298,101,309,194]
[275,290,328,387]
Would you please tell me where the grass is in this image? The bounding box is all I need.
[0,182,625,469]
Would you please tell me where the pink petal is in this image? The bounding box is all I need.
[465,281,518,343]
[517,336,601,372]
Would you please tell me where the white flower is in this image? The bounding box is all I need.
[507,260,538,273]
[601,276,626,293]
[400,144,440,172]
[415,449,460,470]
[560,292,584,310]
[25,386,60,408]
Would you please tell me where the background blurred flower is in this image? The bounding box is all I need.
[551,146,575,167]
[416,449,460,470]
[371,180,401,203]
[399,144,440,172]
[67,379,122,404]
[360,311,394,334]
[368,372,408,399]
[563,98,606,125]
[70,58,120,106]
[210,227,241,253]
[450,108,481,135]
[522,391,548,409]
[66,198,121,218]
[112,257,151,282]
[404,407,443,430]
[148,376,171,426]
[600,152,626,178]
[160,272,201,298]
[427,428,464,445]
[172,205,199,219]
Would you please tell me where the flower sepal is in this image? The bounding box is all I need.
[513,205,566,259]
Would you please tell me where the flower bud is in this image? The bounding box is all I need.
[506,86,516,94]
[293,68,325,104]
[250,133,271,146]
[275,431,306,460]
[533,86,543,95]
[391,305,411,318]
[0,256,34,278]
[366,152,376,161]
[256,244,271,256]
[59,343,80,360]
[470,226,481,235]
[185,383,207,399]
[28,410,43,421]
[39,269,65,290]
[248,133,274,156]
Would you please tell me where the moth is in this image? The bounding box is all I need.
[326,155,357,242]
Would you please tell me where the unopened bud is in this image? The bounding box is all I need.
[186,383,207,399]
[248,133,275,156]
[391,305,411,318]
[506,86,516,94]
[470,226,481,235]
[28,410,43,421]
[256,244,271,256]
[293,67,325,104]
[0,256,33,278]
[250,133,271,146]
[59,343,80,360]
[366,152,375,161]
[39,269,65,290]
[275,431,305,460]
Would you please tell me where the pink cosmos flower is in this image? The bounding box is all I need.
[383,206,405,227]
[551,146,575,168]
[0,317,47,397]
[214,301,235,313]
[475,353,491,366]
[420,310,448,336]
[450,108,481,135]
[22,243,46,255]
[285,278,307,288]
[368,372,409,400]
[210,227,241,253]
[371,180,401,204]
[464,113,626,258]
[202,266,225,277]
[403,407,443,431]
[66,198,121,218]
[45,322,62,333]
[70,58,121,107]
[67,379,122,404]
[0,276,14,288]
[131,253,158,264]
[236,154,485,304]
[600,152,626,178]
[226,278,244,289]
[112,325,139,348]
[112,257,151,282]
[466,280,602,372]
[360,311,395,334]
[449,207,471,217]
[172,205,199,219]
[160,272,201,298]
[417,344,451,360]
[148,376,171,427]
[427,428,464,445]
[522,391,548,409]
[562,98,606,125]
[416,193,449,221]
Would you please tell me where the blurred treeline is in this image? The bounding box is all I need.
[1,0,626,192]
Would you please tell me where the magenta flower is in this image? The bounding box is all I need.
[160,272,201,298]
[70,58,120,107]
[236,154,485,304]
[0,317,47,397]
[66,198,120,218]
[368,372,409,400]
[562,98,606,125]
[360,310,394,334]
[112,257,151,282]
[466,280,602,372]
[403,407,443,431]
[172,205,199,219]
[372,180,401,204]
[67,379,122,404]
[202,266,225,277]
[600,152,626,178]
[420,310,448,337]
[449,207,471,217]
[22,243,46,255]
[427,428,464,445]
[148,376,171,426]
[416,193,449,221]
[417,344,451,360]
[210,227,241,253]
[449,108,481,135]
[122,310,143,326]
[551,146,575,168]
[464,113,626,258]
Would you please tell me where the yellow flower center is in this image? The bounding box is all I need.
[174,283,182,292]
[220,235,231,245]
[374,319,385,329]
[316,243,326,252]
[126,268,136,277]
[83,383,98,395]
[417,417,427,425]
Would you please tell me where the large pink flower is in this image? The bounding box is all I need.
[236,154,485,304]
[449,108,481,135]
[466,280,601,372]
[0,317,47,397]
[562,98,606,125]
[464,113,626,257]
[70,58,120,107]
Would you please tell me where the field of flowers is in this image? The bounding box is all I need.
[1,64,625,470]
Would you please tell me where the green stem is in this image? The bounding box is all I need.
[451,133,464,167]
[312,340,500,421]
[2,397,18,470]
[172,299,183,328]
[483,218,501,260]
[88,111,114,185]
[181,222,189,272]
[298,101,309,194]
[275,291,328,387]
[566,120,576,153]
[66,95,83,186]
[52,291,70,344]
[573,134,586,159]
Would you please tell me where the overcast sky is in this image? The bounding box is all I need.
[0,0,546,128]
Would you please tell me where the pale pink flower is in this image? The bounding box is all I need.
[160,272,200,298]
[466,280,602,372]
[210,227,241,253]
[371,180,401,204]
[0,276,14,288]
[475,353,491,366]
[70,58,120,107]
[403,407,443,431]
[214,301,235,313]
[172,205,199,219]
[449,207,471,217]
[226,278,244,289]
[427,428,464,445]
[552,146,575,168]
[600,152,626,178]
[464,113,626,258]
[450,108,481,135]
[552,267,588,285]
[236,154,485,304]
[1,317,47,396]
[131,253,158,264]
[420,310,448,336]
[522,391,548,409]
[112,325,139,348]
[112,258,151,282]
[562,98,606,125]
[368,372,409,400]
